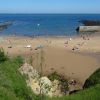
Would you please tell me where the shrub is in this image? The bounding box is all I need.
[0,48,8,63]
[0,57,37,100]
[48,72,68,94]
[48,71,61,81]
[83,68,100,88]
[14,56,23,66]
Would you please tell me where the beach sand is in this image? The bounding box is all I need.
[0,34,100,85]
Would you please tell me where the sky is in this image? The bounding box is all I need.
[0,0,100,14]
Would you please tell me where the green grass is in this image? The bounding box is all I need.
[0,48,8,63]
[45,84,100,100]
[0,56,37,100]
[83,68,100,88]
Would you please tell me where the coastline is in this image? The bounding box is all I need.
[0,33,100,86]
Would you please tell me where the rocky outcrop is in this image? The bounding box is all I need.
[19,63,82,97]
[19,63,62,97]
[68,79,82,94]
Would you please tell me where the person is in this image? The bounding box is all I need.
[70,38,72,41]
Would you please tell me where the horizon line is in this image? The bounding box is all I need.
[0,13,100,14]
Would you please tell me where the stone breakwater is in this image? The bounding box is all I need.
[77,26,100,32]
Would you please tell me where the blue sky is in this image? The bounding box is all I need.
[0,0,100,13]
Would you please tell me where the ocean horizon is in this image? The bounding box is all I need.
[0,14,100,37]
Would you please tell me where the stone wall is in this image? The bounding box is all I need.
[78,26,100,32]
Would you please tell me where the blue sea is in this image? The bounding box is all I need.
[0,14,100,37]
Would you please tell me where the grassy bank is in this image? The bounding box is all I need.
[83,68,100,88]
[0,56,38,100]
[46,84,100,100]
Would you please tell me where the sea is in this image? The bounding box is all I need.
[0,14,100,37]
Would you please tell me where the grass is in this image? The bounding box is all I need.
[45,84,100,100]
[0,56,37,100]
[83,68,100,88]
[0,48,8,63]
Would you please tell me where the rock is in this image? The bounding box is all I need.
[19,63,40,80]
[68,79,82,93]
[40,77,52,95]
[30,79,40,94]
[29,76,52,96]
[50,80,62,97]
[19,63,65,97]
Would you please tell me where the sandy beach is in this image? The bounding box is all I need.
[0,34,100,85]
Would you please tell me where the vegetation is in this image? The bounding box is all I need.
[46,84,100,100]
[48,71,61,81]
[83,68,100,88]
[48,72,68,94]
[0,56,37,100]
[0,48,8,63]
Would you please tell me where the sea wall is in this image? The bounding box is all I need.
[78,26,100,32]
